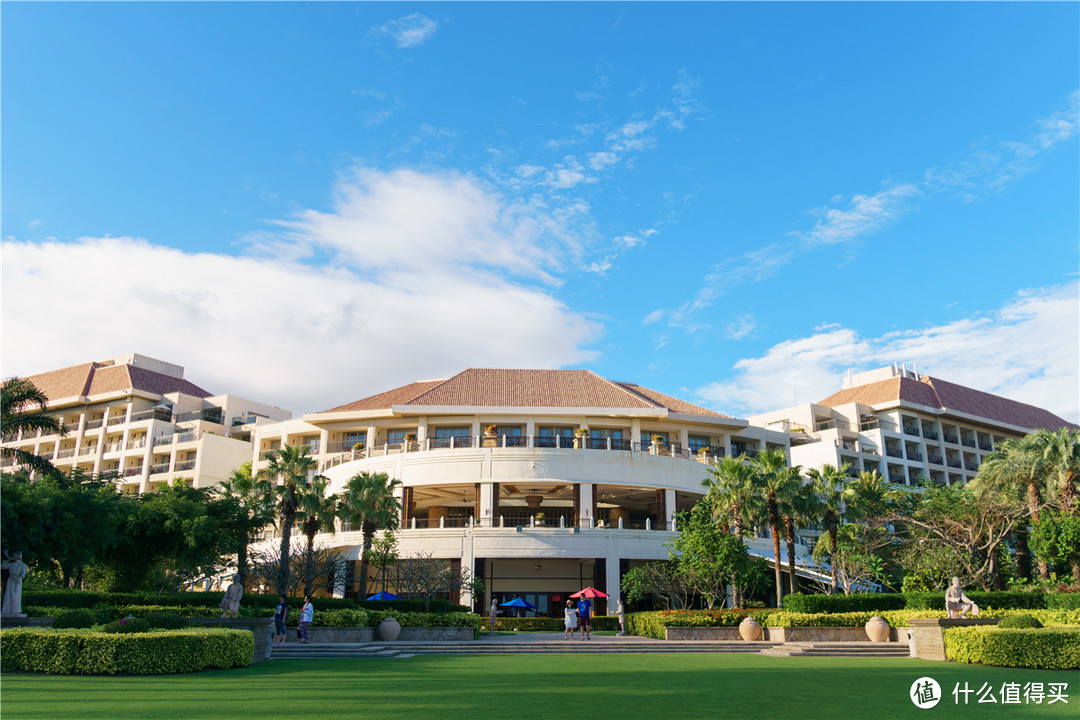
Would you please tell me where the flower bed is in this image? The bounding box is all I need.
[0,627,252,675]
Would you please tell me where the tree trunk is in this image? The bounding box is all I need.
[303,531,316,598]
[768,495,782,608]
[1028,481,1050,580]
[277,510,294,596]
[1014,527,1032,581]
[359,523,374,599]
[236,540,249,586]
[829,524,839,594]
[784,515,799,595]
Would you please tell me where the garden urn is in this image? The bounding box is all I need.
[738,615,762,641]
[378,615,401,642]
[865,616,891,643]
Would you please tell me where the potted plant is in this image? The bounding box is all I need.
[574,427,588,448]
[404,432,417,442]
[650,434,665,445]
[484,425,498,437]
[351,442,365,451]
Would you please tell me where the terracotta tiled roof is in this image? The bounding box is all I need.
[819,374,1075,431]
[23,361,211,403]
[321,369,729,417]
[322,380,446,413]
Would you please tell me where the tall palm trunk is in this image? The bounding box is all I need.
[783,515,799,595]
[828,523,839,594]
[1027,481,1050,580]
[767,492,783,608]
[359,522,375,599]
[277,508,294,595]
[236,541,249,586]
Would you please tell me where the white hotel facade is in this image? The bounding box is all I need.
[249,368,790,613]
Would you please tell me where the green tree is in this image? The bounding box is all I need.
[806,463,852,594]
[337,471,402,599]
[297,477,338,597]
[1,377,66,474]
[701,456,761,538]
[254,445,323,594]
[780,476,820,595]
[368,531,399,595]
[750,449,802,607]
[215,461,274,585]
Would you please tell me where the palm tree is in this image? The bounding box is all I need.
[702,456,761,538]
[974,434,1057,580]
[254,445,322,594]
[297,478,339,596]
[216,461,275,585]
[338,471,402,599]
[751,449,802,608]
[1,377,66,475]
[780,476,820,595]
[807,463,852,594]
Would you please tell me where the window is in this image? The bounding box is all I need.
[386,429,407,445]
[434,426,470,439]
[688,435,710,452]
[590,428,623,440]
[344,432,366,446]
[494,425,523,437]
[537,426,574,437]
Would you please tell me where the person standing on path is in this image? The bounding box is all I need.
[576,596,592,640]
[273,594,289,645]
[563,599,578,641]
[299,596,314,644]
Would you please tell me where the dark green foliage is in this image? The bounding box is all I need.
[997,614,1043,629]
[625,610,775,639]
[944,626,1080,669]
[102,618,150,634]
[903,590,1048,610]
[23,590,359,612]
[362,610,483,631]
[0,627,253,674]
[1046,592,1080,609]
[782,592,906,613]
[312,609,370,627]
[492,616,621,632]
[143,612,189,629]
[50,609,96,629]
[357,598,469,614]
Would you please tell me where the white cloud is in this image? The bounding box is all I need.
[695,282,1080,423]
[724,314,758,340]
[798,183,920,247]
[373,13,437,49]
[1,169,603,414]
[642,309,666,326]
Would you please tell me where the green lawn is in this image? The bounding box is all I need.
[1,654,1075,720]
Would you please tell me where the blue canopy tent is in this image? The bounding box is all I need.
[366,591,399,601]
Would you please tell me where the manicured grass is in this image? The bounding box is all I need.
[2,654,1075,720]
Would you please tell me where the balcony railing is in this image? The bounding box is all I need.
[978,440,993,452]
[175,408,224,424]
[149,463,170,475]
[78,446,97,457]
[128,438,147,450]
[927,454,943,465]
[174,460,196,472]
[232,414,262,426]
[902,425,921,437]
[814,418,853,433]
[961,436,977,448]
[129,408,174,424]
[906,450,923,462]
[84,419,104,430]
[943,433,959,444]
[124,466,145,477]
[55,448,76,459]
[922,429,938,440]
[947,459,961,469]
[63,422,80,433]
[965,461,979,472]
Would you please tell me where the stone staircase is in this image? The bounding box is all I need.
[271,638,911,660]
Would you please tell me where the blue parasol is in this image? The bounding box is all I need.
[366,591,400,601]
[499,597,538,609]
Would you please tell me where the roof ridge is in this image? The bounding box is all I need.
[401,371,465,405]
[587,370,663,410]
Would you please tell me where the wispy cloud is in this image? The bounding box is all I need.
[695,281,1080,423]
[372,13,437,49]
[1,168,603,414]
[659,91,1080,330]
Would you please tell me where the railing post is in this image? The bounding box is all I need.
[411,517,416,530]
[671,516,677,532]
[439,516,445,529]
[646,518,651,531]
[500,515,504,527]
[618,517,624,530]
[559,516,565,528]
[530,515,535,528]
[606,437,611,451]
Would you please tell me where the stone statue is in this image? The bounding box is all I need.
[945,577,979,618]
[219,574,244,618]
[1,551,28,616]
[616,599,626,636]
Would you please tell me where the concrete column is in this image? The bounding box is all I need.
[679,428,690,451]
[605,552,621,614]
[417,417,428,443]
[630,419,641,446]
[665,489,677,530]
[717,432,729,457]
[479,482,496,527]
[579,483,594,528]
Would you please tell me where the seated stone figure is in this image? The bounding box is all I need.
[945,577,980,618]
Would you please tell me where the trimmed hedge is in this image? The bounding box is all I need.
[22,591,357,612]
[0,627,253,675]
[782,592,906,614]
[51,609,96,629]
[492,616,621,632]
[1046,592,1080,610]
[363,611,483,631]
[997,615,1043,629]
[625,610,776,639]
[357,599,470,614]
[944,627,1080,670]
[903,591,1048,610]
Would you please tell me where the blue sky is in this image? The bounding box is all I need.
[3,2,1078,421]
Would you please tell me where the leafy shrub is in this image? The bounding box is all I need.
[492,616,621,632]
[362,611,483,631]
[625,610,776,639]
[0,627,253,675]
[357,598,470,614]
[782,592,906,614]
[313,609,369,627]
[903,591,1047,610]
[51,609,96,629]
[102,618,151,634]
[1046,592,1080,610]
[997,615,1043,629]
[944,627,1080,670]
[143,612,189,630]
[22,590,359,613]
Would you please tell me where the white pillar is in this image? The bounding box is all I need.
[665,489,676,530]
[479,482,496,527]
[579,483,594,528]
[605,553,621,614]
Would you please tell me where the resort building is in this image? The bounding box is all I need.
[249,368,791,613]
[1,353,290,493]
[748,365,1077,486]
